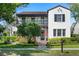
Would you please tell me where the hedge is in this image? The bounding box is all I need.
[0,36,17,43]
[48,37,79,46]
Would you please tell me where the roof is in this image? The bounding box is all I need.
[16,12,48,17]
[17,12,47,15]
[48,5,70,12]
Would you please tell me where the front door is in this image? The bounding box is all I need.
[41,30,45,40]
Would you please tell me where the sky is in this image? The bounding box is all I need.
[16,3,69,13]
[16,3,75,25]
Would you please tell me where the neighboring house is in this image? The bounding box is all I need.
[15,5,71,42]
[5,22,17,36]
[71,23,76,34]
[16,12,48,42]
[72,21,79,34]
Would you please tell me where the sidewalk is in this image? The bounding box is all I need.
[0,48,79,50]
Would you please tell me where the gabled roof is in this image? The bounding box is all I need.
[48,5,70,12]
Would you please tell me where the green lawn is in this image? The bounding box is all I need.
[47,44,79,48]
[0,44,37,48]
[0,44,79,48]
[1,50,79,56]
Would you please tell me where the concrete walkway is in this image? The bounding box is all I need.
[0,48,79,50]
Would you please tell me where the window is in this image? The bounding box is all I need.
[44,19,48,25]
[22,17,26,23]
[41,36,45,40]
[41,16,44,19]
[57,29,61,36]
[22,17,25,20]
[41,30,45,40]
[31,17,35,22]
[54,14,65,22]
[53,29,66,37]
[41,17,44,25]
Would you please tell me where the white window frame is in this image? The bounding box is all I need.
[53,29,66,37]
[54,14,65,22]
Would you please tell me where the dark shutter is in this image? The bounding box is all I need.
[54,14,57,22]
[62,14,65,22]
[53,29,56,36]
[63,29,66,36]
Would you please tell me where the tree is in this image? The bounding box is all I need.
[0,3,28,23]
[0,24,5,36]
[17,23,41,43]
[70,4,79,21]
[70,4,79,34]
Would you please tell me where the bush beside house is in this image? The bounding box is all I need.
[47,37,79,47]
[0,36,17,44]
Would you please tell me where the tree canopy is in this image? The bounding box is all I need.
[0,3,28,23]
[17,23,41,43]
[70,4,79,21]
[17,23,41,37]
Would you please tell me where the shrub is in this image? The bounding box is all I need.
[16,36,28,44]
[3,32,9,36]
[0,36,17,44]
[48,38,62,46]
[71,34,79,37]
[71,34,79,43]
[48,37,78,46]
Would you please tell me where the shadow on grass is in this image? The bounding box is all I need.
[0,50,48,56]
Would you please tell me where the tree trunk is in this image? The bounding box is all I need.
[28,37,31,43]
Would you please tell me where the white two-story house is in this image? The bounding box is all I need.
[48,5,71,38]
[14,5,71,43]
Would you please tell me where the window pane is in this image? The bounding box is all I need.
[63,29,66,36]
[57,29,61,36]
[57,14,61,22]
[53,29,56,36]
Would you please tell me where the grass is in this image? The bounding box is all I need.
[0,43,37,48]
[1,50,79,56]
[47,44,79,48]
[0,43,79,48]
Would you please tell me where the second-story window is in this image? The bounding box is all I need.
[31,17,35,22]
[22,17,26,23]
[54,14,65,22]
[41,16,44,25]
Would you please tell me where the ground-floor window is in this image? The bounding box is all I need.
[53,29,66,37]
